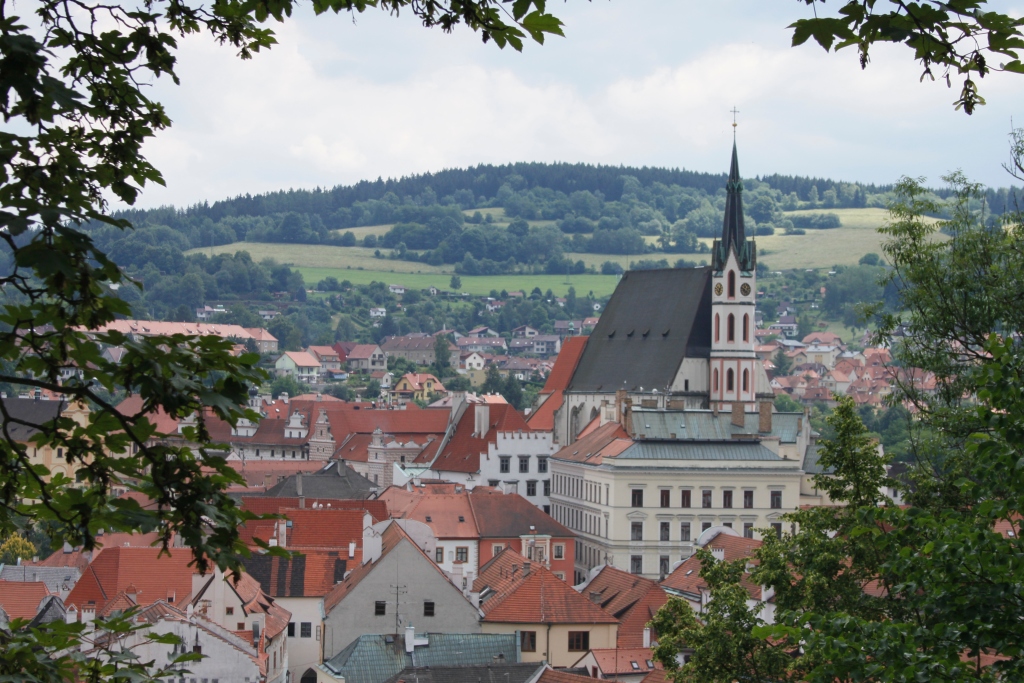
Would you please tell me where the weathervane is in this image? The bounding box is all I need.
[730,106,739,139]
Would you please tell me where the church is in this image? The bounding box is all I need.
[553,142,775,445]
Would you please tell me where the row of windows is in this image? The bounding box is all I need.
[633,488,782,509]
[287,622,317,638]
[518,630,590,653]
[712,366,750,393]
[435,546,470,563]
[498,456,549,474]
[486,479,551,497]
[714,312,751,344]
[631,520,762,542]
[553,473,607,504]
[373,600,435,617]
[553,503,604,538]
[629,525,785,576]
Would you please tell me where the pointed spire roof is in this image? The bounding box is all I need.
[712,142,756,272]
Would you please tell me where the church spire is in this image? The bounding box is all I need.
[712,142,756,272]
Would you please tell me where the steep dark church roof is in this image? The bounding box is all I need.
[567,267,713,393]
[712,143,756,272]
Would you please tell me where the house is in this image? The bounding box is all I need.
[802,331,843,346]
[319,631,522,683]
[0,579,59,623]
[581,317,600,333]
[474,548,618,667]
[388,284,406,295]
[260,310,282,321]
[196,304,228,321]
[466,326,499,338]
[1,397,93,484]
[513,326,539,338]
[381,335,458,368]
[769,315,799,338]
[392,373,446,403]
[307,346,343,374]
[661,528,773,624]
[572,648,662,682]
[380,484,576,585]
[574,565,668,647]
[321,521,481,661]
[531,335,561,357]
[346,345,387,373]
[276,352,322,383]
[553,321,584,338]
[457,337,508,354]
[255,462,379,499]
[369,308,387,318]
[247,328,280,354]
[0,565,81,600]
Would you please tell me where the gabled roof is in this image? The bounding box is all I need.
[245,328,278,342]
[0,580,51,620]
[281,351,321,368]
[66,547,195,614]
[551,421,632,466]
[580,565,668,648]
[1,565,81,595]
[242,551,349,598]
[537,668,598,683]
[567,268,713,393]
[474,549,618,625]
[587,648,662,676]
[661,532,763,600]
[262,462,377,499]
[468,489,573,539]
[429,402,529,474]
[0,397,65,441]
[347,344,382,360]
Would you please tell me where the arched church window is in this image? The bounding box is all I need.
[728,271,736,298]
[713,369,719,392]
[726,368,734,392]
[743,314,749,342]
[742,369,749,392]
[727,314,735,342]
[715,314,720,342]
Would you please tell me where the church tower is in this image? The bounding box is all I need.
[709,143,759,413]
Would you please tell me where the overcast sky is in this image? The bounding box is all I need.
[135,0,1024,208]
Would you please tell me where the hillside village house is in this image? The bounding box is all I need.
[345,345,387,373]
[369,307,387,318]
[391,373,446,403]
[381,334,458,367]
[2,397,93,484]
[307,346,343,375]
[458,337,508,354]
[276,351,322,383]
[250,328,280,353]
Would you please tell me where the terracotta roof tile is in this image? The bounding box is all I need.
[66,547,195,614]
[0,580,51,620]
[430,403,529,473]
[589,648,662,675]
[661,532,763,600]
[537,669,598,683]
[541,336,588,394]
[581,566,668,648]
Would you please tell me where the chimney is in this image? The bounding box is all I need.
[280,392,289,404]
[405,625,416,653]
[62,541,73,554]
[643,628,652,648]
[758,401,773,433]
[296,471,304,507]
[278,519,287,549]
[348,542,356,559]
[731,401,745,428]
[475,404,490,439]
[65,605,78,624]
[523,561,531,576]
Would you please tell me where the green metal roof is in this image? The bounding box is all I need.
[324,633,520,683]
[616,441,785,461]
[630,409,802,444]
[801,443,834,475]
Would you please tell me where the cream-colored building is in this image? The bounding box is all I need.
[550,404,810,583]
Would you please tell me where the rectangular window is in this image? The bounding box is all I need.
[660,521,670,541]
[630,556,643,574]
[743,523,754,538]
[680,522,691,542]
[660,490,670,508]
[771,522,783,538]
[568,631,590,652]
[744,490,754,508]
[424,601,435,617]
[519,457,530,474]
[723,490,733,509]
[702,522,712,533]
[455,547,469,563]
[770,490,783,509]
[499,457,511,473]
[226,607,234,616]
[287,623,295,638]
[493,543,504,557]
[521,631,537,652]
[300,622,312,638]
[435,547,444,563]
[631,489,644,507]
[543,479,551,496]
[526,480,537,496]
[489,480,500,487]
[631,522,643,541]
[374,601,386,616]
[553,544,564,559]
[681,490,691,508]
[660,555,670,576]
[702,490,712,508]
[538,457,548,473]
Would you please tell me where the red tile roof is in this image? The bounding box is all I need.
[550,421,631,466]
[540,336,587,394]
[66,547,196,614]
[582,566,668,648]
[537,669,598,683]
[661,533,763,600]
[474,549,617,624]
[429,403,529,473]
[0,580,51,620]
[588,648,662,675]
[526,390,562,432]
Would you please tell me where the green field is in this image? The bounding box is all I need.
[295,268,620,297]
[186,243,451,273]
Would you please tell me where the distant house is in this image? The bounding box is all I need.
[245,328,279,354]
[769,315,799,338]
[258,310,281,322]
[369,307,387,319]
[554,320,583,338]
[195,304,227,321]
[381,334,457,367]
[467,326,499,338]
[457,337,507,354]
[513,325,539,338]
[276,351,322,383]
[531,335,561,357]
[388,284,406,295]
[581,317,600,333]
[346,344,387,373]
[392,373,446,403]
[307,345,343,375]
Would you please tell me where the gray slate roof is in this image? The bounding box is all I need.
[801,443,834,475]
[1,398,65,441]
[629,409,802,444]
[382,663,543,683]
[262,461,376,499]
[568,268,713,393]
[0,565,80,595]
[324,633,520,683]
[616,441,786,461]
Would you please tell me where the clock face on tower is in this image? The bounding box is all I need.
[740,283,751,296]
[714,283,724,296]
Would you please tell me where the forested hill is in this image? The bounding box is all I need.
[118,161,909,230]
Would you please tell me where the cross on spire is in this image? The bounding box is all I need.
[730,107,739,138]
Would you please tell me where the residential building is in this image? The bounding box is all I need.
[369,308,387,318]
[388,284,406,295]
[318,631,521,683]
[513,325,539,338]
[574,565,668,647]
[572,648,661,682]
[0,579,60,623]
[196,304,228,321]
[0,565,81,600]
[391,373,446,403]
[247,328,280,353]
[90,319,262,345]
[307,346,344,375]
[467,326,499,338]
[474,548,618,667]
[553,321,583,338]
[531,335,562,357]
[457,337,508,354]
[255,462,378,499]
[2,397,93,483]
[260,310,282,322]
[346,345,387,373]
[381,334,458,367]
[322,521,481,661]
[276,352,322,383]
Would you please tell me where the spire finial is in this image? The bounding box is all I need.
[730,106,739,139]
